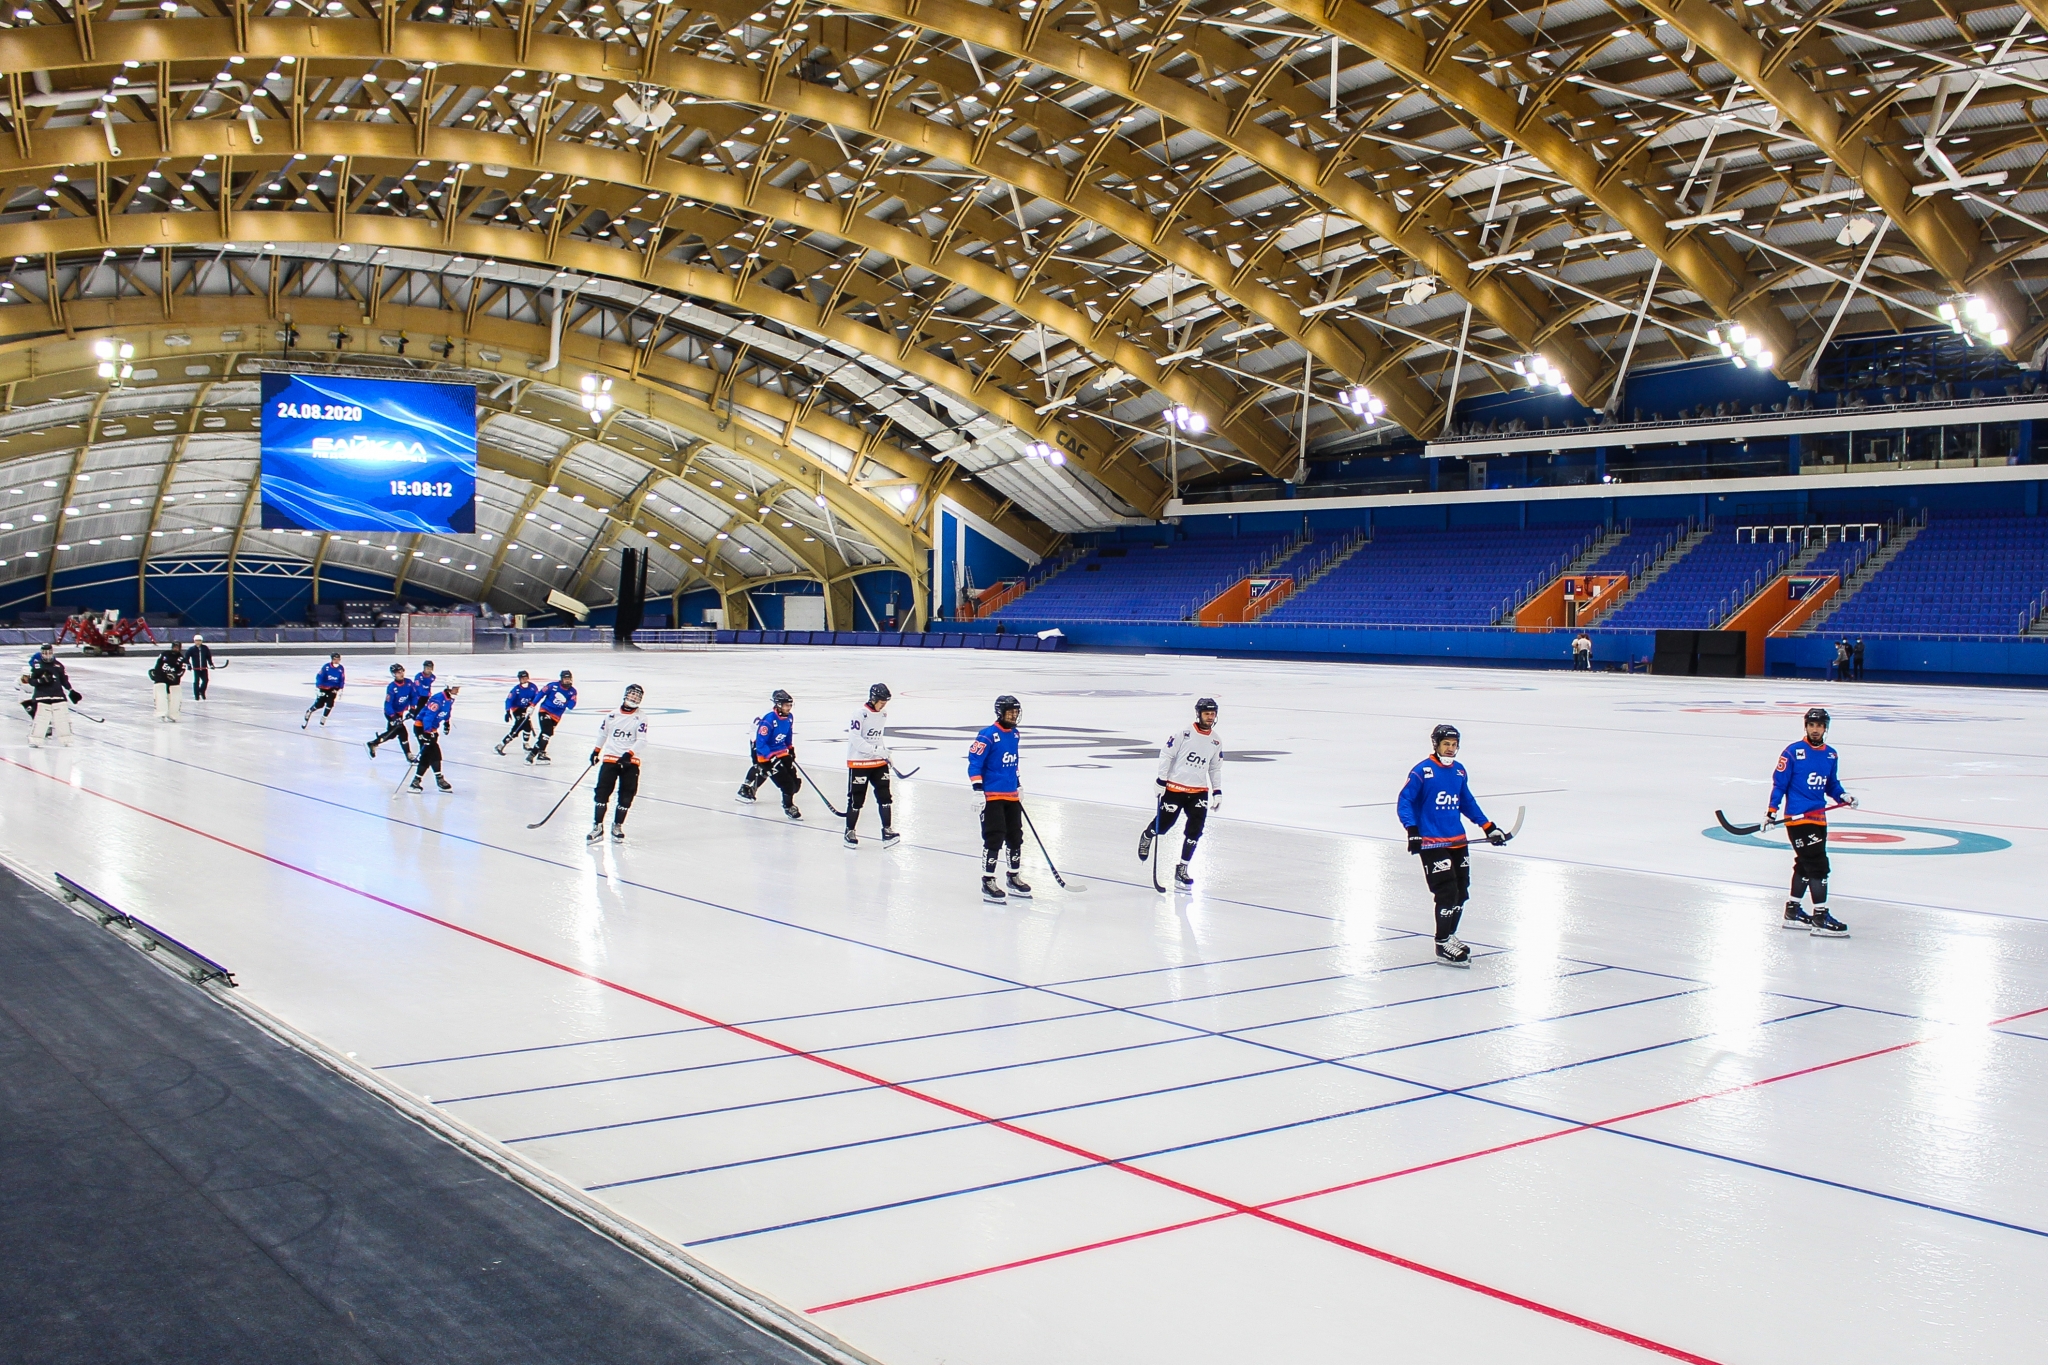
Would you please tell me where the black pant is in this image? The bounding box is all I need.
[1149,789,1210,862]
[1419,844,1471,941]
[308,688,339,716]
[500,707,534,747]
[846,767,892,831]
[742,754,802,804]
[374,714,414,755]
[412,729,443,777]
[595,761,640,825]
[982,798,1023,871]
[532,713,561,757]
[191,668,209,700]
[1789,823,1830,903]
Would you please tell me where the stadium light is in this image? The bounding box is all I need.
[1939,294,2010,348]
[1023,440,1066,466]
[94,337,135,386]
[1338,385,1384,423]
[579,373,613,416]
[1511,354,1570,397]
[1704,324,1774,371]
[1162,403,1207,435]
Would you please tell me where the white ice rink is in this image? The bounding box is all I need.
[7,645,2048,1365]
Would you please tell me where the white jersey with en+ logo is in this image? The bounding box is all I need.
[594,709,649,764]
[1157,724,1223,793]
[846,704,891,768]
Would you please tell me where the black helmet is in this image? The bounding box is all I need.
[772,688,793,706]
[329,651,342,659]
[389,662,405,674]
[1195,697,1218,715]
[995,694,1020,719]
[868,682,892,704]
[1431,723,1460,748]
[622,683,645,709]
[1804,707,1830,727]
[517,669,530,679]
[560,669,573,680]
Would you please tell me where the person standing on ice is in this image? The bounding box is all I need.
[843,682,899,849]
[496,670,540,754]
[406,683,461,793]
[527,670,577,764]
[587,684,649,844]
[184,635,221,700]
[968,694,1029,904]
[367,663,417,763]
[21,646,80,748]
[1767,706,1854,938]
[1397,724,1511,968]
[736,688,803,819]
[148,642,187,723]
[304,653,345,728]
[1138,697,1223,890]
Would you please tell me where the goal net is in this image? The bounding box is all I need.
[396,613,476,654]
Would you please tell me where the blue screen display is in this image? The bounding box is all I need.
[260,372,477,533]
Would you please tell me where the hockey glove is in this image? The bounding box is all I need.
[1155,777,1168,789]
[590,749,601,765]
[1405,827,1422,856]
[1845,794,1859,808]
[68,690,82,704]
[1205,792,1221,814]
[1484,822,1510,846]
[971,780,984,794]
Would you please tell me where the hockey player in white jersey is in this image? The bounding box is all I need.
[843,682,899,848]
[1138,697,1223,888]
[587,684,650,843]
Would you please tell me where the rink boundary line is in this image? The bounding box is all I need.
[502,967,1613,1144]
[386,943,1353,1071]
[809,999,2048,1315]
[445,953,1552,1110]
[580,976,1681,1187]
[698,1002,1840,1248]
[3,758,1725,1365]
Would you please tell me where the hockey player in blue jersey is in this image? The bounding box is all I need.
[1768,706,1855,937]
[496,670,540,754]
[527,670,577,764]
[1397,724,1512,967]
[968,694,1029,904]
[407,683,461,793]
[366,664,417,762]
[736,688,803,818]
[303,653,345,729]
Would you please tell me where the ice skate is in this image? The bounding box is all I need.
[1810,909,1850,938]
[1435,936,1472,968]
[301,713,311,730]
[435,774,453,792]
[1173,861,1195,889]
[407,776,423,793]
[494,741,508,754]
[880,828,902,848]
[366,741,378,759]
[843,830,859,849]
[610,820,627,843]
[1137,825,1156,860]
[736,785,757,803]
[1782,901,1813,929]
[1005,870,1033,899]
[981,875,1007,905]
[783,804,802,820]
[586,823,606,844]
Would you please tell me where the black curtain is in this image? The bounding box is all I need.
[614,548,647,643]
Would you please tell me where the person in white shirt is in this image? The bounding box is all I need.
[587,684,650,843]
[844,682,899,848]
[1138,698,1223,889]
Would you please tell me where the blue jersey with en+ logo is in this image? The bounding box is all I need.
[412,691,453,734]
[382,678,414,718]
[538,681,577,718]
[1396,756,1491,846]
[1771,741,1846,823]
[503,680,540,713]
[967,722,1022,797]
[315,662,345,690]
[752,710,794,760]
